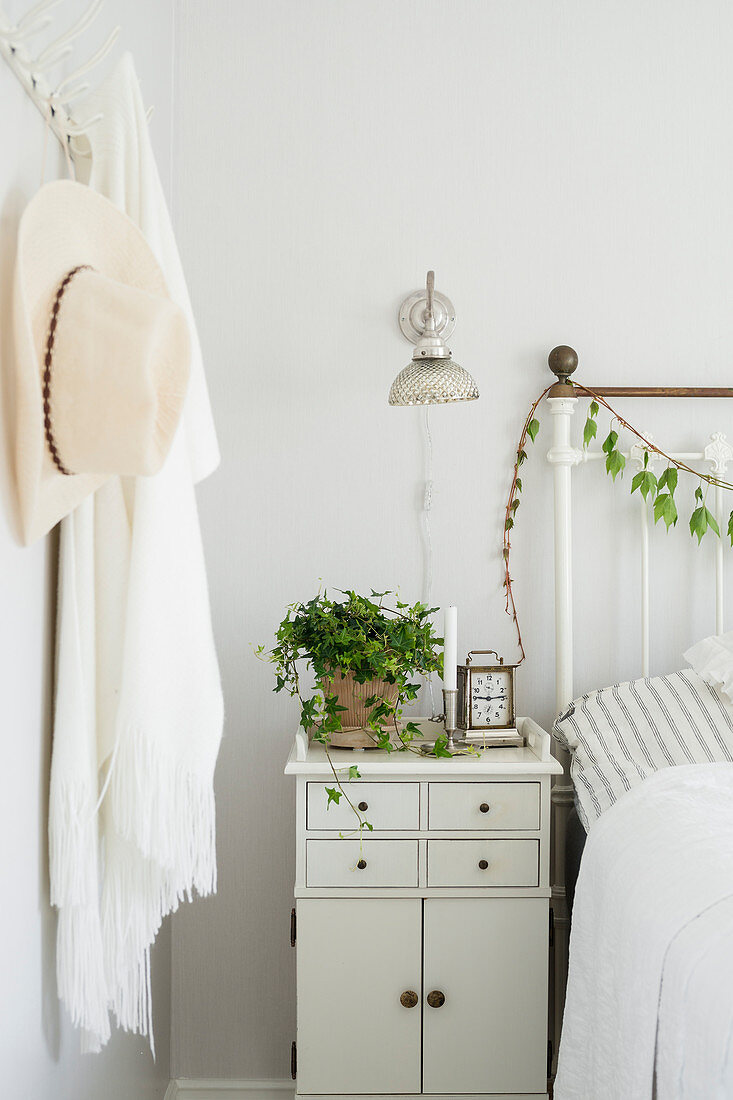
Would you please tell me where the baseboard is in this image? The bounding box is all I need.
[165,1087,545,1100]
[165,1084,547,1100]
[166,1081,293,1100]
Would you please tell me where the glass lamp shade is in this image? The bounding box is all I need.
[388,357,480,406]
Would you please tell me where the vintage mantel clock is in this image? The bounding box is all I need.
[456,651,523,746]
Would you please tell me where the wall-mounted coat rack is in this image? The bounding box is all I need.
[0,0,147,162]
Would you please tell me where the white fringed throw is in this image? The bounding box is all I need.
[48,54,223,1052]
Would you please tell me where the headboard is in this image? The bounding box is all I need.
[544,345,733,1066]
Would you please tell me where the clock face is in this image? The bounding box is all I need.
[470,669,513,728]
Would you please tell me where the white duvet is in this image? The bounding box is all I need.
[555,763,733,1100]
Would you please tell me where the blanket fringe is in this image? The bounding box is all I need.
[50,722,218,1051]
[56,905,111,1046]
[108,724,217,896]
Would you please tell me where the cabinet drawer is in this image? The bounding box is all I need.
[427,839,539,887]
[306,840,419,887]
[428,781,540,830]
[306,782,419,831]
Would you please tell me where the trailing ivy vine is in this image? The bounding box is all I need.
[503,384,553,664]
[504,383,733,658]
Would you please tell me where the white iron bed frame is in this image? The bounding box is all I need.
[544,346,733,1067]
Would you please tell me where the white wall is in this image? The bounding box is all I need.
[171,0,733,1079]
[0,1,175,1096]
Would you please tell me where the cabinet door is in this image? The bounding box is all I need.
[297,898,422,1095]
[422,897,548,1095]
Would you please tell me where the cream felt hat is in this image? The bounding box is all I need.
[13,179,191,545]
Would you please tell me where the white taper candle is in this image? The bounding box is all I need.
[444,605,458,691]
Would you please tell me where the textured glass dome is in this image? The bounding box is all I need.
[388,357,480,406]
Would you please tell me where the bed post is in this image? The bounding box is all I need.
[546,346,580,1070]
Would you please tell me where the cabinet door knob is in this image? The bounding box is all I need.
[358,801,368,812]
[478,859,489,870]
[400,990,419,1009]
[427,990,446,1009]
[356,858,367,870]
[479,802,490,814]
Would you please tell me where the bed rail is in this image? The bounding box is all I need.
[545,345,733,1070]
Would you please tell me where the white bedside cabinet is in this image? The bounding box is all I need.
[284,717,562,1100]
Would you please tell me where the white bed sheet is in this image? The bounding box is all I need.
[555,763,733,1100]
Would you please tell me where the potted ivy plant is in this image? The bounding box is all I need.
[267,588,443,748]
[262,589,446,827]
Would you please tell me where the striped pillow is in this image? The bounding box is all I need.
[553,669,733,830]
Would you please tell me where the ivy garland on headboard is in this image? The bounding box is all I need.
[503,382,733,664]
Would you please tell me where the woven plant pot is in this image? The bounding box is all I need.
[320,668,399,749]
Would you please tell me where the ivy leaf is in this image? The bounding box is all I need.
[658,467,678,495]
[517,449,528,466]
[432,734,453,758]
[325,787,342,808]
[602,430,619,455]
[300,697,320,729]
[511,498,520,514]
[690,507,706,543]
[583,417,598,448]
[590,400,599,417]
[505,516,514,532]
[606,449,626,481]
[653,492,678,530]
[690,504,720,543]
[631,470,658,501]
[526,418,540,443]
[515,478,522,493]
[728,510,733,546]
[347,765,361,780]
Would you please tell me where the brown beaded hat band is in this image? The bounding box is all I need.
[43,265,93,477]
[13,179,192,545]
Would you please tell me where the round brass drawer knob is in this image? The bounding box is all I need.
[358,801,368,812]
[400,990,418,1009]
[478,859,489,870]
[479,803,490,814]
[356,858,367,870]
[427,990,446,1009]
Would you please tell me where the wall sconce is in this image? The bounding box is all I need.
[388,270,480,405]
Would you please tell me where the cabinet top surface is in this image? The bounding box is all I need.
[285,717,562,776]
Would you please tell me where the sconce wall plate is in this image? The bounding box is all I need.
[399,289,456,346]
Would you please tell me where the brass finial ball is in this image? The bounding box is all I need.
[548,345,578,386]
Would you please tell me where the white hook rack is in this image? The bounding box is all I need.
[35,0,103,68]
[0,0,151,162]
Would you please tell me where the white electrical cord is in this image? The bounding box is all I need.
[421,407,440,719]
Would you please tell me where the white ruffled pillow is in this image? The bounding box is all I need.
[684,633,733,702]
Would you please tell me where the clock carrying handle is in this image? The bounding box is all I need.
[465,650,504,666]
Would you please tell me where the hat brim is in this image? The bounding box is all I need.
[14,179,172,544]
